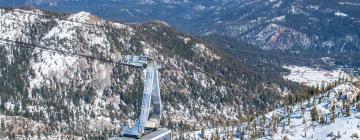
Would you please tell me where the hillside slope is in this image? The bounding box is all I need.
[0,8,300,138]
[188,81,360,140]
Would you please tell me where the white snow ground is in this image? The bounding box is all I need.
[259,82,360,140]
[282,65,352,87]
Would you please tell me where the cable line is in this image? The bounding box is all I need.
[0,38,114,63]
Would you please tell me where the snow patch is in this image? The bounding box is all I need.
[184,37,191,44]
[273,1,282,8]
[110,22,128,29]
[282,65,350,87]
[272,15,285,22]
[0,9,41,41]
[338,2,360,7]
[335,11,348,17]
[29,50,78,90]
[194,4,206,12]
[307,5,320,10]
[68,11,91,23]
[42,20,78,42]
[153,20,171,27]
[137,0,156,4]
[193,43,221,60]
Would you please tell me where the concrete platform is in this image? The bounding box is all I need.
[110,128,172,140]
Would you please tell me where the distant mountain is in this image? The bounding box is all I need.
[3,0,359,69]
[4,0,359,55]
[0,8,301,138]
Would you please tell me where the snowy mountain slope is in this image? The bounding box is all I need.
[186,81,360,140]
[259,82,360,140]
[0,8,301,138]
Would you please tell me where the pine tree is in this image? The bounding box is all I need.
[302,105,307,137]
[260,114,266,137]
[310,106,319,122]
[356,103,360,112]
[319,111,325,125]
[318,96,322,104]
[201,127,206,138]
[330,101,336,123]
[239,126,245,140]
[271,112,278,139]
[253,116,258,138]
[210,132,216,140]
[179,129,185,140]
[0,119,4,131]
[303,117,307,137]
[227,129,234,140]
[282,135,290,140]
[37,129,41,139]
[215,129,220,140]
[343,100,350,117]
[103,128,108,139]
[186,132,190,140]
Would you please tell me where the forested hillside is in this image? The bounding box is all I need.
[0,8,301,139]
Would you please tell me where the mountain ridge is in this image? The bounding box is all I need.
[7,0,359,57]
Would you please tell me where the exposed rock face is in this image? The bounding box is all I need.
[253,24,312,50]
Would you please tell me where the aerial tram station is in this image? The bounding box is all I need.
[112,55,172,140]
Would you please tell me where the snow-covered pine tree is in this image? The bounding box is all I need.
[310,106,318,122]
[343,100,350,117]
[330,100,336,123]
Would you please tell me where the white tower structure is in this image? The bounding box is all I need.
[120,55,163,138]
